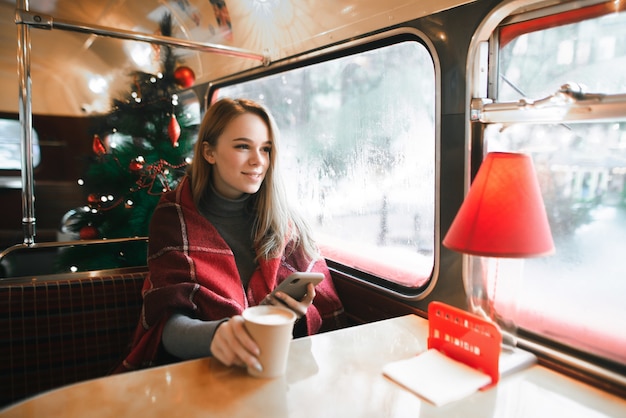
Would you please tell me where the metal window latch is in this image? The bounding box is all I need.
[515,83,605,109]
[557,82,605,101]
[470,98,491,121]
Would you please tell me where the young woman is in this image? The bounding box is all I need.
[115,98,345,374]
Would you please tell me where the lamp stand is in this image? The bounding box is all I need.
[465,256,524,350]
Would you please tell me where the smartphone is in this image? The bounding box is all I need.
[261,272,324,304]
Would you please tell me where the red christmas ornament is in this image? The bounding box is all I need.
[129,159,144,173]
[87,193,99,205]
[79,225,99,240]
[92,134,106,156]
[168,114,181,147]
[173,66,195,88]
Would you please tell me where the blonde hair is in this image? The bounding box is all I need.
[189,97,319,261]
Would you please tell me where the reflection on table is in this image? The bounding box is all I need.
[1,315,624,418]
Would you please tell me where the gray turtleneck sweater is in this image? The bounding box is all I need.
[162,185,257,360]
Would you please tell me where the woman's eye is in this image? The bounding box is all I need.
[262,146,272,153]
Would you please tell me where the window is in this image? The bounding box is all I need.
[0,119,40,171]
[217,39,436,289]
[483,3,626,365]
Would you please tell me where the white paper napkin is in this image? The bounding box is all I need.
[383,348,492,406]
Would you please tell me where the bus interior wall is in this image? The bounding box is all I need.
[0,112,98,249]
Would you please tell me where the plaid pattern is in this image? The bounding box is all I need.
[0,271,146,407]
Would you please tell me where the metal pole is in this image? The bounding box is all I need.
[15,10,271,65]
[16,0,36,245]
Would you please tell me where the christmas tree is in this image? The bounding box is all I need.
[57,14,197,272]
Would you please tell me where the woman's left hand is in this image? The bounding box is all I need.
[267,282,315,318]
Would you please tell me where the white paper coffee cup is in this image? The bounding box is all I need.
[242,305,297,378]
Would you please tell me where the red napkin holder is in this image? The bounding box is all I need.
[427,301,501,388]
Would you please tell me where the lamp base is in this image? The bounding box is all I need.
[499,345,536,377]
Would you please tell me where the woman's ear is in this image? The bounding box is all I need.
[202,142,215,164]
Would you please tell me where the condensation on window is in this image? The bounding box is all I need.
[217,40,436,288]
[493,7,626,365]
[485,121,626,365]
[498,9,626,101]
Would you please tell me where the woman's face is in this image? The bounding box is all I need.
[203,112,271,200]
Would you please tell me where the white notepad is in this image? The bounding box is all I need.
[383,348,492,406]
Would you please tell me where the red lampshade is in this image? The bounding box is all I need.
[443,152,555,258]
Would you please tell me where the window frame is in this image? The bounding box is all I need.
[466,0,626,392]
[207,28,443,301]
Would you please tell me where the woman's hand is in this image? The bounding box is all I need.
[211,283,315,371]
[267,282,316,318]
[210,315,263,373]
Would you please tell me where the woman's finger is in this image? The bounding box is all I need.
[273,283,315,317]
[211,316,262,372]
[301,283,316,304]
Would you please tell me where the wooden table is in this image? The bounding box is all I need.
[1,315,624,417]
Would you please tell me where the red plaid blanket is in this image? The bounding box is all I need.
[116,176,344,372]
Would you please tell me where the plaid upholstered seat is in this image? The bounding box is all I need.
[0,268,146,407]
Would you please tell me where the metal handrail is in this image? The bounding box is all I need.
[0,236,149,260]
[0,236,149,280]
[15,9,270,65]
